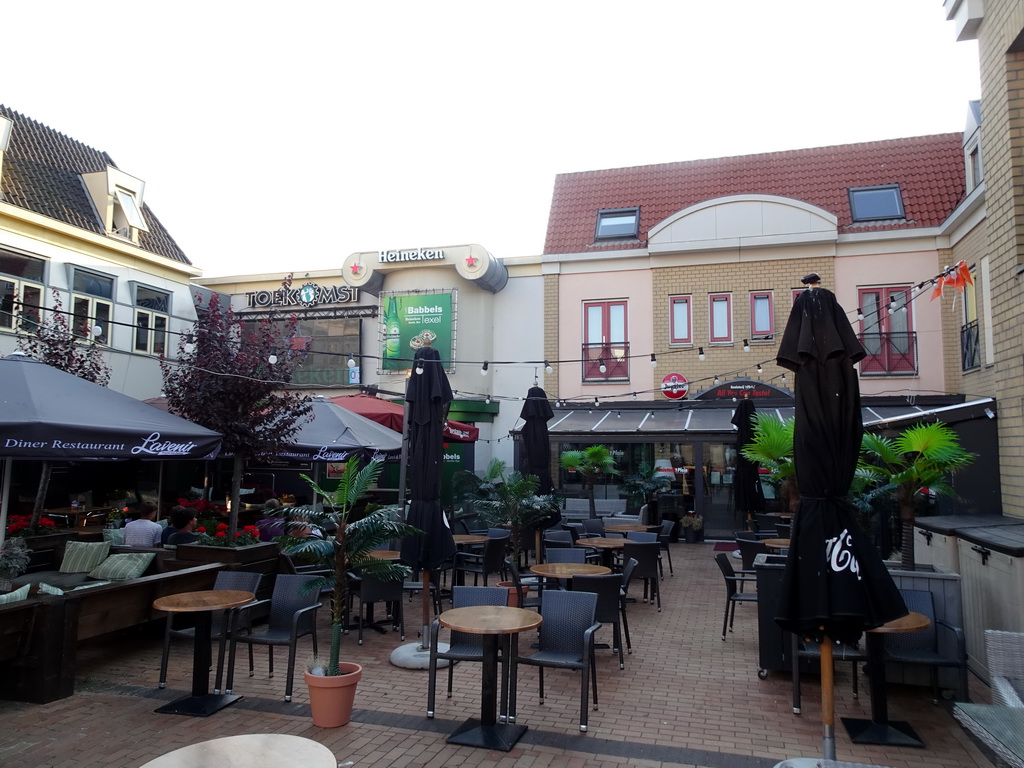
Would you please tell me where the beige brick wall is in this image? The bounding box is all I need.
[648,257,834,395]
[968,0,1024,517]
[543,273,559,397]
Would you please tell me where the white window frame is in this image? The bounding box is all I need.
[114,187,148,231]
[0,277,44,333]
[669,295,692,345]
[595,207,639,240]
[750,291,774,339]
[132,284,170,356]
[69,267,114,345]
[709,293,732,344]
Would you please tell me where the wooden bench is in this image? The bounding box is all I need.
[0,562,225,704]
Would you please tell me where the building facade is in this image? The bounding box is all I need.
[0,106,200,399]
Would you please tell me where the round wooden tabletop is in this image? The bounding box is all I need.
[763,538,791,550]
[139,733,336,768]
[152,590,254,614]
[581,537,627,549]
[530,562,612,577]
[369,549,402,561]
[439,605,543,635]
[605,524,657,533]
[453,534,488,545]
[869,610,931,634]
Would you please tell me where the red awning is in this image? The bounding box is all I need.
[330,393,479,443]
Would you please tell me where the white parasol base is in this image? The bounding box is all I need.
[390,641,450,669]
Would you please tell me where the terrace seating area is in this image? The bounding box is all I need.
[0,535,1000,768]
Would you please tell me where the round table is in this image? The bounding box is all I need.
[530,562,612,578]
[152,590,255,716]
[369,549,402,560]
[605,523,658,534]
[453,534,488,546]
[763,538,791,551]
[438,606,543,751]
[140,733,336,768]
[842,611,932,747]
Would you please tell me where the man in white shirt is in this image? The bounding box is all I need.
[123,503,163,548]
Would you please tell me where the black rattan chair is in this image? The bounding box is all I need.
[884,588,968,702]
[454,533,509,586]
[348,572,405,645]
[623,541,662,611]
[573,573,629,669]
[511,589,600,732]
[225,574,320,702]
[714,552,757,639]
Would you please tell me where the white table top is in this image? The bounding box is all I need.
[139,733,336,768]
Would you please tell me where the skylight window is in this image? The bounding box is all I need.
[114,188,148,231]
[849,185,905,222]
[595,207,639,239]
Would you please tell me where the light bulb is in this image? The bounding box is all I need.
[742,339,750,353]
[544,360,553,374]
[714,376,720,385]
[698,347,705,361]
[632,392,637,400]
[268,354,278,365]
[347,355,356,369]
[481,361,489,375]
[486,396,491,404]
[757,363,763,374]
[598,359,607,374]
[650,353,658,368]
[415,364,424,375]
[857,307,864,320]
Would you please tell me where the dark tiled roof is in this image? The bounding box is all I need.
[0,105,190,265]
[544,134,966,254]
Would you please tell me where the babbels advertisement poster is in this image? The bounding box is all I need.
[380,291,454,372]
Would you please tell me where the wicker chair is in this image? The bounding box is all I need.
[348,572,405,645]
[714,552,757,639]
[158,570,263,692]
[225,574,321,702]
[623,541,662,611]
[986,629,1024,707]
[573,573,629,669]
[511,589,600,732]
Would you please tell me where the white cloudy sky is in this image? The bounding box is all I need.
[3,1,979,277]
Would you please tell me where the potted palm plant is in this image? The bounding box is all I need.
[859,422,975,569]
[619,462,671,521]
[740,414,798,516]
[472,463,559,600]
[279,456,419,727]
[559,445,618,519]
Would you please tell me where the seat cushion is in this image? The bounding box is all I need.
[88,552,155,581]
[102,528,127,546]
[12,570,95,590]
[0,584,30,604]
[59,541,111,573]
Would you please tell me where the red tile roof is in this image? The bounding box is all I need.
[543,134,965,254]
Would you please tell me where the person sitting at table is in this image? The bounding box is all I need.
[164,505,200,546]
[124,503,162,548]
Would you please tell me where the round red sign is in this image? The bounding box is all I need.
[660,373,689,399]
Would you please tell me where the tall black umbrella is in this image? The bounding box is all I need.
[520,386,554,494]
[399,345,457,645]
[775,277,907,760]
[731,397,765,524]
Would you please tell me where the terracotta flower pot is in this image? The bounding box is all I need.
[305,663,362,727]
[496,581,519,607]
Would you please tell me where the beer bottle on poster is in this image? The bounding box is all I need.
[384,296,400,359]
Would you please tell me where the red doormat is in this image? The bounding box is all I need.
[713,542,738,552]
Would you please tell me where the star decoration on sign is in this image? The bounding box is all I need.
[350,263,363,276]
[465,254,479,268]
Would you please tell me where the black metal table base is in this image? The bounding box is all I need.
[446,718,528,751]
[842,717,924,747]
[155,692,243,717]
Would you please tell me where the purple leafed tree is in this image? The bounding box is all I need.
[16,289,113,526]
[160,285,313,537]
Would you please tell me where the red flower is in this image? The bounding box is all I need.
[196,526,206,533]
[217,523,229,531]
[215,531,227,538]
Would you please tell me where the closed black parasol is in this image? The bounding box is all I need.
[731,397,765,522]
[520,385,554,494]
[775,277,906,759]
[399,345,458,652]
[400,346,457,571]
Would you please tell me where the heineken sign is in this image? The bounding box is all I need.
[245,282,359,309]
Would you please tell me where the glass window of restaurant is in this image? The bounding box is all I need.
[0,249,45,333]
[71,268,114,344]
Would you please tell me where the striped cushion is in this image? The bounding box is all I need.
[0,584,30,604]
[102,528,126,546]
[88,552,155,581]
[37,582,65,595]
[59,541,111,573]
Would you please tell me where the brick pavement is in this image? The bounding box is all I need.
[0,542,998,768]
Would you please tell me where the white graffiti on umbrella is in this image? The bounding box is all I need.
[824,528,862,581]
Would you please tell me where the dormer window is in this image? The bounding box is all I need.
[595,207,640,239]
[82,166,149,242]
[848,185,905,222]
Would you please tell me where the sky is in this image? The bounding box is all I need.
[3,1,980,278]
